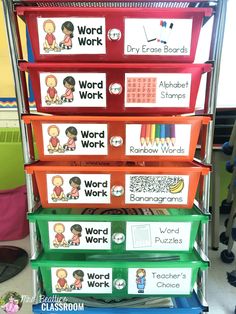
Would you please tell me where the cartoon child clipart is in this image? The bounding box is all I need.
[61,76,75,103]
[59,21,74,50]
[43,19,61,53]
[47,125,64,153]
[70,269,84,290]
[55,269,69,292]
[53,223,68,248]
[68,224,82,246]
[136,268,146,293]
[63,126,78,151]
[1,294,19,314]
[45,75,60,105]
[51,175,67,202]
[67,176,81,200]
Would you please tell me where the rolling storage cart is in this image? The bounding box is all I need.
[2,0,227,313]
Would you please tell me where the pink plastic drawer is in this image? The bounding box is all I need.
[17,7,212,63]
[20,62,211,115]
[25,161,210,209]
[23,115,210,162]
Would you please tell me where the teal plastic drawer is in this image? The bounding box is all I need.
[32,249,208,299]
[29,206,208,253]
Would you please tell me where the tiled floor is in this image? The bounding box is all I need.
[208,214,236,314]
[0,215,236,314]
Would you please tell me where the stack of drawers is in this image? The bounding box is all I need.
[18,2,212,308]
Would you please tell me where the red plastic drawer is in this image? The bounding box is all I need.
[25,161,210,209]
[17,7,212,63]
[20,62,211,115]
[23,115,210,162]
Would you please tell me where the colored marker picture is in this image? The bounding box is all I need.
[140,124,176,146]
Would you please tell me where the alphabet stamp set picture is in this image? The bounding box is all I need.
[12,2,215,311]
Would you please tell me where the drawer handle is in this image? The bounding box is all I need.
[113,278,126,290]
[111,185,124,197]
[109,83,122,95]
[108,28,122,41]
[110,136,123,147]
[112,233,125,244]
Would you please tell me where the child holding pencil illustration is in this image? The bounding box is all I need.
[59,21,74,50]
[61,76,75,103]
[66,176,81,200]
[63,126,78,151]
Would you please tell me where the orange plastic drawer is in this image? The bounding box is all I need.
[17,7,212,63]
[23,115,210,162]
[19,63,211,115]
[25,161,210,209]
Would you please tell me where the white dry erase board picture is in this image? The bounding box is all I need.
[124,18,192,56]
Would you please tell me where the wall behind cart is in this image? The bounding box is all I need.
[0,2,29,108]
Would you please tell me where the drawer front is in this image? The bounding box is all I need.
[20,63,211,115]
[49,266,193,296]
[26,163,209,209]
[40,217,199,253]
[33,252,207,298]
[23,116,210,162]
[30,207,208,253]
[17,7,212,62]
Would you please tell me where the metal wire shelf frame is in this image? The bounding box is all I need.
[2,0,227,312]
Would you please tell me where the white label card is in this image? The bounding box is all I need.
[126,222,191,251]
[125,124,191,156]
[46,174,110,204]
[51,267,112,294]
[48,221,111,250]
[40,72,106,108]
[125,73,191,108]
[125,174,189,205]
[125,18,192,56]
[128,268,192,295]
[38,18,106,55]
[42,123,108,156]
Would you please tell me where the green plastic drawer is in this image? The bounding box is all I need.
[31,249,208,298]
[29,206,208,253]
